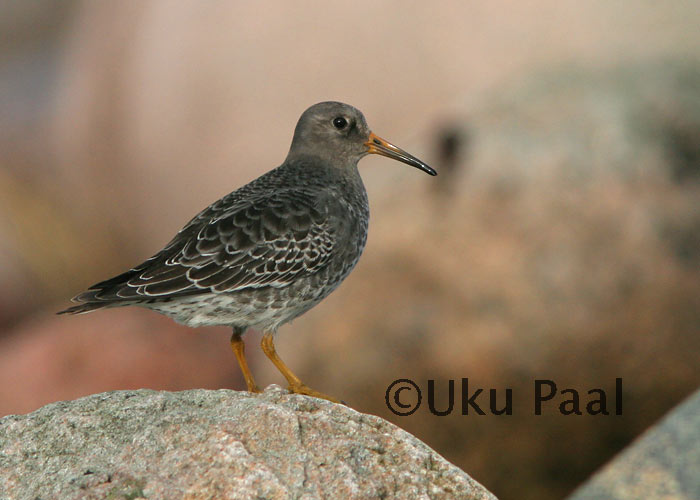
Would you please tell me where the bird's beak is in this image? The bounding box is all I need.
[365,132,437,176]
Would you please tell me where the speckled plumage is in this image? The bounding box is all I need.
[59,101,435,401]
[61,157,369,331]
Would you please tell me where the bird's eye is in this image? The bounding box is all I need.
[332,116,348,129]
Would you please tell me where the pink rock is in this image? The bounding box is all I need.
[0,308,243,416]
[0,387,497,499]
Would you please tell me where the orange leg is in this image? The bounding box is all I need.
[261,331,340,403]
[230,330,261,393]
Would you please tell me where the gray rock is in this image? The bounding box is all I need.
[568,389,700,500]
[0,386,496,500]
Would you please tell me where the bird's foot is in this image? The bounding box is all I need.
[287,383,341,404]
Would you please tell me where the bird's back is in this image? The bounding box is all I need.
[59,159,369,331]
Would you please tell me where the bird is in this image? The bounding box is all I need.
[59,101,437,403]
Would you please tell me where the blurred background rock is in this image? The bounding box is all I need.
[0,2,698,499]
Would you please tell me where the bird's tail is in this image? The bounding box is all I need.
[57,291,135,315]
[57,273,140,315]
[57,302,112,315]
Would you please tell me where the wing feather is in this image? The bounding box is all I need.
[68,188,337,304]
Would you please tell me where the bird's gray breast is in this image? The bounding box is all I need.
[316,180,369,276]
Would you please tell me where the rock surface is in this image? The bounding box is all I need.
[568,389,700,500]
[0,386,496,500]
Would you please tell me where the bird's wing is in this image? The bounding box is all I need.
[73,189,337,302]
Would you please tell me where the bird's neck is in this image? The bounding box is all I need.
[284,152,362,182]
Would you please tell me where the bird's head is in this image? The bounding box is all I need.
[288,101,436,176]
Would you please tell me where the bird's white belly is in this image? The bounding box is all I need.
[141,288,328,331]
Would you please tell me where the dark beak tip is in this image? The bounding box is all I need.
[418,163,438,176]
[366,132,437,177]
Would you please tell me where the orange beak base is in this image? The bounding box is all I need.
[365,132,437,176]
